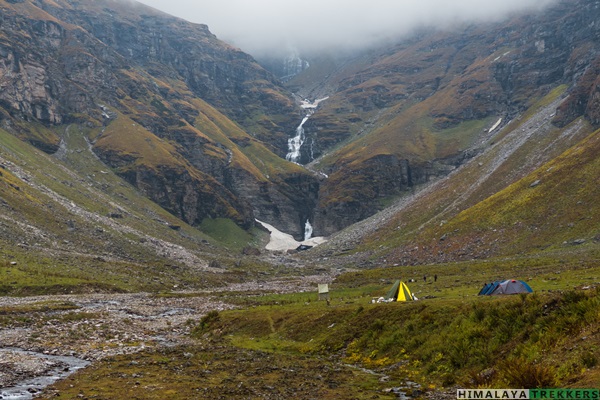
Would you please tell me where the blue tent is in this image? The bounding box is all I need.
[478,283,492,295]
[478,281,501,296]
[489,280,533,295]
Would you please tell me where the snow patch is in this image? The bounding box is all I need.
[256,219,326,251]
[301,97,329,109]
[489,118,502,133]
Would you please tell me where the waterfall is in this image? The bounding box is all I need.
[304,219,313,241]
[286,97,329,241]
[286,115,310,163]
[286,97,329,164]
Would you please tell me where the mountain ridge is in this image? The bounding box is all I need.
[308,86,598,270]
[0,1,598,395]
[0,0,598,279]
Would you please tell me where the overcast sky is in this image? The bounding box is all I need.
[136,0,558,56]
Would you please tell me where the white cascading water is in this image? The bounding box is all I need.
[286,97,329,164]
[286,115,310,163]
[304,219,313,241]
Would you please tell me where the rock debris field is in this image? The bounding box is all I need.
[0,274,336,397]
[0,291,233,397]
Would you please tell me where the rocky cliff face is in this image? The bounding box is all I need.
[0,0,319,236]
[554,57,600,127]
[36,0,299,138]
[227,167,319,239]
[124,164,255,229]
[314,155,422,234]
[0,10,120,148]
[2,0,599,242]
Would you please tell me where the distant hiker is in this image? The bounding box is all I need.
[423,275,426,282]
[434,274,438,282]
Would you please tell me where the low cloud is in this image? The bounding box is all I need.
[137,0,558,56]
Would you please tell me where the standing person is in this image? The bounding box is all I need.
[434,274,438,282]
[423,275,426,282]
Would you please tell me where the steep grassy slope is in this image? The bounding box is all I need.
[0,122,274,295]
[93,111,253,228]
[309,83,594,264]
[32,0,300,144]
[357,123,600,267]
[427,131,599,253]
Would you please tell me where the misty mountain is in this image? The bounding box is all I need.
[145,0,558,57]
[280,0,600,235]
[1,1,599,394]
[0,0,598,275]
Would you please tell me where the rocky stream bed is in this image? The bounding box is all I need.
[0,291,239,398]
[0,276,456,399]
[0,274,343,398]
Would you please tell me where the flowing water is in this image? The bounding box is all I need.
[286,115,310,163]
[304,219,313,241]
[286,97,329,164]
[286,97,329,238]
[0,348,90,400]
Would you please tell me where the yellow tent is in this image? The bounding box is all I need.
[386,280,414,302]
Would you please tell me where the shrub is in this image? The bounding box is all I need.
[581,351,598,368]
[471,304,486,322]
[370,318,385,333]
[463,368,497,388]
[498,357,557,388]
[196,310,220,333]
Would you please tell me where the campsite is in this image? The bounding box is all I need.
[15,255,596,399]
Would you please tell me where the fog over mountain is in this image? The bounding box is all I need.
[137,0,557,56]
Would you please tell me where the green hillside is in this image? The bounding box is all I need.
[0,123,267,295]
[358,125,600,266]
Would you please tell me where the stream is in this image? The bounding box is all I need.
[0,293,239,398]
[0,348,90,400]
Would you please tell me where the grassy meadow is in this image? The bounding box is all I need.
[40,254,600,398]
